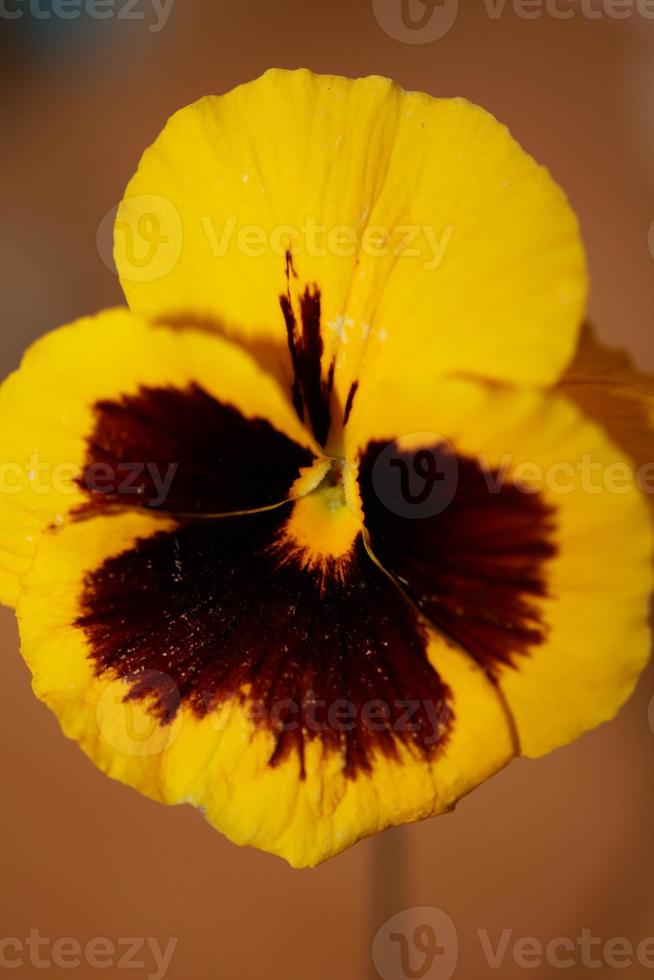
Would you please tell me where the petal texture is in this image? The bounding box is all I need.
[346,373,653,757]
[0,309,323,606]
[559,324,654,516]
[116,67,587,444]
[17,503,513,867]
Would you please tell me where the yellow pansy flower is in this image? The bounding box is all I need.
[1,69,652,868]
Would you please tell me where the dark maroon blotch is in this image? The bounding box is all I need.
[76,506,451,779]
[280,251,335,446]
[78,383,314,515]
[343,382,359,426]
[358,440,557,675]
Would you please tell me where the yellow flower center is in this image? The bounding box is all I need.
[282,459,362,568]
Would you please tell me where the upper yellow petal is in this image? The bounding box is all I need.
[116,67,587,445]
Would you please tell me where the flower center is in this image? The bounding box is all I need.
[319,458,347,509]
[280,457,361,567]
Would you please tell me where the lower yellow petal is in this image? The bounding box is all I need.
[346,373,653,758]
[17,504,513,867]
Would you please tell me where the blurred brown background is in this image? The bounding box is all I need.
[1,1,653,977]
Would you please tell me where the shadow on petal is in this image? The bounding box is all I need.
[559,324,654,515]
[156,311,294,394]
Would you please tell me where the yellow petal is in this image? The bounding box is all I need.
[0,308,324,607]
[116,67,587,452]
[345,373,653,758]
[17,504,513,867]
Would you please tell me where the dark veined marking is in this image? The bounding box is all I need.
[358,441,557,675]
[76,505,452,779]
[280,250,335,447]
[343,382,359,426]
[78,383,315,514]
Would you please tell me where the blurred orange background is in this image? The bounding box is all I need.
[1,1,653,977]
